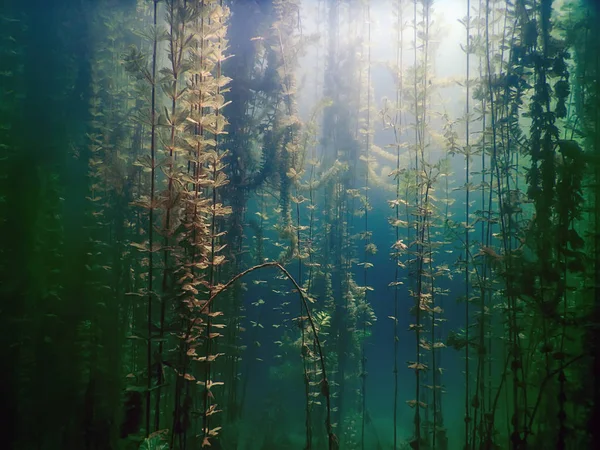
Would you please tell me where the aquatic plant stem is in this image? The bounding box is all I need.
[593,27,600,449]
[203,1,219,439]
[464,0,471,447]
[146,0,159,436]
[411,0,422,446]
[472,1,491,446]
[191,261,336,448]
[485,0,522,446]
[361,4,371,450]
[155,0,188,430]
[392,0,404,448]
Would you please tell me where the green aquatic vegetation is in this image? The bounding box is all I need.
[514,1,587,448]
[153,0,194,431]
[403,1,451,448]
[312,2,376,445]
[218,0,308,424]
[3,0,600,449]
[443,0,600,448]
[123,0,234,445]
[455,1,475,446]
[194,261,337,449]
[481,0,524,446]
[125,0,159,436]
[561,3,600,443]
[358,3,374,449]
[381,2,406,447]
[292,96,333,450]
[81,6,147,446]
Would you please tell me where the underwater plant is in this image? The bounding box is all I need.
[3,1,600,450]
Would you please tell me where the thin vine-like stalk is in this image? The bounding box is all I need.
[464,0,471,447]
[360,3,371,450]
[392,0,403,448]
[155,0,188,430]
[192,261,337,449]
[146,0,159,435]
[411,0,422,445]
[485,0,523,446]
[202,0,222,440]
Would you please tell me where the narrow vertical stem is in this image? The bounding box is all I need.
[156,0,187,430]
[413,0,422,445]
[392,1,403,447]
[465,0,471,448]
[361,4,371,450]
[145,0,159,436]
[202,1,215,441]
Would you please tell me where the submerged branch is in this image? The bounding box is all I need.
[195,261,337,449]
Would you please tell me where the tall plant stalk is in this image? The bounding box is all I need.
[146,0,159,435]
[464,0,472,447]
[154,0,190,430]
[411,0,421,446]
[360,3,372,449]
[391,1,404,448]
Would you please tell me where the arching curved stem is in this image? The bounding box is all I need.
[192,261,337,449]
